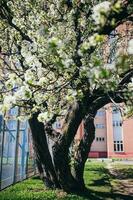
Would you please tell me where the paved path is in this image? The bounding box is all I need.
[106,162,133,197]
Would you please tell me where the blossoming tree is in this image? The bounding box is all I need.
[0,0,133,192]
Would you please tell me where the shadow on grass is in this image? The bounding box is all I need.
[111,168,133,179]
[89,168,112,186]
[76,188,133,200]
[85,166,112,187]
[1,164,133,200]
[31,175,41,180]
[82,166,133,200]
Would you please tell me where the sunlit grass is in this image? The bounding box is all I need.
[84,162,111,193]
[0,161,133,200]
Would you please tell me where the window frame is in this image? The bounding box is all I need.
[114,140,124,152]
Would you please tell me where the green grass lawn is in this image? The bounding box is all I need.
[0,161,133,200]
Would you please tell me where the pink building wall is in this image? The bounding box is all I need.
[106,106,133,158]
[123,118,133,157]
[75,104,133,159]
[89,108,107,158]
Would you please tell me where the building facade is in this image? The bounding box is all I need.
[75,104,133,158]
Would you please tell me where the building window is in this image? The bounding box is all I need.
[113,121,122,127]
[112,107,120,114]
[8,108,18,116]
[96,137,105,142]
[6,120,17,130]
[95,124,105,129]
[114,141,123,152]
[96,111,105,116]
[20,121,26,130]
[55,122,62,129]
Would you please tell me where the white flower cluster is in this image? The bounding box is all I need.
[37,112,53,123]
[15,85,32,100]
[92,1,111,25]
[0,95,16,114]
[4,95,16,110]
[127,39,133,55]
[66,89,77,102]
[21,41,42,69]
[128,78,133,89]
[24,69,36,84]
[5,73,22,89]
[38,77,47,86]
[48,37,62,49]
[79,34,105,55]
[62,58,73,68]
[37,112,48,122]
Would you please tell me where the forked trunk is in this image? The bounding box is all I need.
[28,98,94,192]
[52,137,84,192]
[29,113,60,189]
[29,113,84,192]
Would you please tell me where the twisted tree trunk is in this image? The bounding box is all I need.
[29,113,60,189]
[52,137,81,192]
[28,102,87,192]
[72,114,96,189]
[28,94,123,192]
[52,101,86,191]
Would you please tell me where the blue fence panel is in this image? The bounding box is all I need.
[0,108,36,190]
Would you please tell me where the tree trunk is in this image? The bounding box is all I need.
[51,101,88,192]
[28,101,96,192]
[28,92,126,192]
[29,113,60,189]
[72,114,96,189]
[52,136,83,192]
[71,93,118,187]
[28,97,114,191]
[29,112,83,192]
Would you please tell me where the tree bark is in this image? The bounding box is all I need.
[71,91,125,188]
[52,137,83,192]
[52,101,87,192]
[72,114,96,189]
[29,113,60,189]
[29,112,83,192]
[71,94,112,187]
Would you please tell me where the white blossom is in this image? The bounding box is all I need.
[48,37,62,48]
[25,54,36,66]
[79,34,103,55]
[0,0,132,120]
[37,67,44,79]
[4,95,16,105]
[127,39,133,55]
[62,58,73,68]
[15,86,32,100]
[1,95,16,113]
[92,1,111,25]
[37,112,48,122]
[38,77,47,86]
[24,69,36,84]
[49,4,56,15]
[34,93,45,105]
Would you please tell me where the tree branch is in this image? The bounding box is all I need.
[0,0,32,42]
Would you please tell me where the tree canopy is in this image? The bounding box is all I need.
[0,0,133,121]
